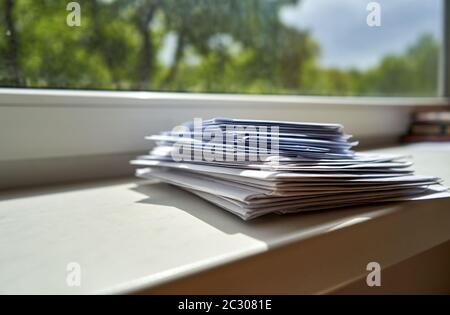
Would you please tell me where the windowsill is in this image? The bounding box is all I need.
[1,143,450,294]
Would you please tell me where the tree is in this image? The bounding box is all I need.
[361,34,439,96]
[0,1,441,97]
[2,0,22,85]
[133,0,160,90]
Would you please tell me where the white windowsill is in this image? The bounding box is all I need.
[0,143,449,294]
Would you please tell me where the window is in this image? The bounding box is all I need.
[0,0,444,96]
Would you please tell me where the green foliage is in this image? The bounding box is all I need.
[0,0,441,96]
[368,34,439,96]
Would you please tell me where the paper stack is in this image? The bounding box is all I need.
[131,118,448,220]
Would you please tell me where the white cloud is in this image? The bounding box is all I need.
[280,0,442,69]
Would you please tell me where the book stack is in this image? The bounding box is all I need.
[131,118,448,220]
[403,108,450,142]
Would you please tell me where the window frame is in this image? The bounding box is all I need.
[442,0,450,96]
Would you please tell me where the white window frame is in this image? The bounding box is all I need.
[1,88,449,189]
[1,87,448,160]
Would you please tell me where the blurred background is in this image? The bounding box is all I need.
[0,0,443,96]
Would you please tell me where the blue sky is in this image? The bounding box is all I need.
[279,0,442,69]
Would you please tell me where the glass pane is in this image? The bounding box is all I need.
[0,0,443,96]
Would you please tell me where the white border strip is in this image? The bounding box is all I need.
[0,88,448,108]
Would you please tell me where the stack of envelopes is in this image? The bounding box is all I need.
[131,118,448,220]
